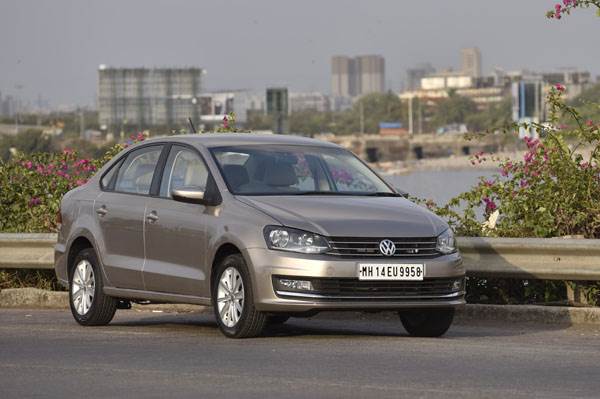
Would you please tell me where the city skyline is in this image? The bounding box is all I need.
[1,0,600,107]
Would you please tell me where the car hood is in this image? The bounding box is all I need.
[236,195,448,238]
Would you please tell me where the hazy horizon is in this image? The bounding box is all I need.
[1,0,599,107]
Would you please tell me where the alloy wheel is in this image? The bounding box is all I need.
[71,260,95,315]
[216,267,245,327]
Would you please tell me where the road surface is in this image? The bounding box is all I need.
[1,309,599,398]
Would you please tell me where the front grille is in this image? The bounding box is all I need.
[310,277,459,298]
[327,236,439,258]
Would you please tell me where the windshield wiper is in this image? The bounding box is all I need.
[293,191,357,196]
[291,191,403,197]
[364,192,405,197]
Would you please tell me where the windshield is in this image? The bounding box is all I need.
[211,145,394,196]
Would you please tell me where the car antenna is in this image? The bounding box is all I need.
[188,117,197,133]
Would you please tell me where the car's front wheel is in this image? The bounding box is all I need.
[69,248,117,326]
[212,254,268,338]
[399,308,455,337]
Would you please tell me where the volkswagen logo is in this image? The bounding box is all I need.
[379,239,396,256]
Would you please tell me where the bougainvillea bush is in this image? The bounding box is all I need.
[0,133,145,233]
[428,86,600,239]
[420,85,600,305]
[546,0,600,19]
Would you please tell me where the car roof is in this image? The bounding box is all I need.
[142,133,340,149]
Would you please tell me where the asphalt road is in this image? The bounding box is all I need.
[1,309,600,399]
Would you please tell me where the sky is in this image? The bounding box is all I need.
[1,0,599,107]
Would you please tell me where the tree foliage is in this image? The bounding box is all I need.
[430,90,477,129]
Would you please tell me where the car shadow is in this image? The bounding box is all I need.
[108,310,572,339]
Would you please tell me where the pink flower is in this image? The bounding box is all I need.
[525,137,540,150]
[63,148,74,155]
[483,197,497,213]
[76,179,87,186]
[28,197,42,207]
[222,116,229,129]
[23,161,33,169]
[586,120,594,127]
[555,83,565,92]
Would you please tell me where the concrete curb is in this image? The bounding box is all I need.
[0,288,207,313]
[1,288,599,326]
[0,288,68,309]
[456,303,600,325]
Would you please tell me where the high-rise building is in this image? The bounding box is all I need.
[98,66,204,131]
[357,55,385,95]
[461,47,482,78]
[331,56,351,98]
[331,55,385,98]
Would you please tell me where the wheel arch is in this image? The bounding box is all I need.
[67,236,95,278]
[210,243,243,283]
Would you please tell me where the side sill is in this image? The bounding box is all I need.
[103,286,211,306]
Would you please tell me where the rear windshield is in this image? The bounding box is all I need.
[210,145,392,196]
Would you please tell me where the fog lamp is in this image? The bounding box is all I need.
[278,278,313,291]
[452,278,465,291]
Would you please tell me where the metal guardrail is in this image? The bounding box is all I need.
[459,237,600,281]
[0,234,57,270]
[0,234,599,281]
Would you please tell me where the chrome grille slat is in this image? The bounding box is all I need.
[327,236,440,258]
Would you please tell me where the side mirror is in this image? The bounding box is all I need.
[172,188,206,205]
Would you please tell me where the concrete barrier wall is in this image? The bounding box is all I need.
[1,234,599,281]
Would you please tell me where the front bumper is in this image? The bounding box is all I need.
[244,248,465,312]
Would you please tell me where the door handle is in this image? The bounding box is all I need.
[96,206,108,217]
[146,211,159,223]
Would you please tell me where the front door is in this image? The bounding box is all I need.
[143,145,211,297]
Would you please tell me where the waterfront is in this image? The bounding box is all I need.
[385,168,497,206]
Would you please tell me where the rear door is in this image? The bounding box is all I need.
[142,145,212,297]
[94,144,164,290]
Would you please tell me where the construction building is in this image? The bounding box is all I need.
[98,66,204,132]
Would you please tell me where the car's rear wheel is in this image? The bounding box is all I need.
[69,248,117,326]
[212,254,267,338]
[399,308,455,337]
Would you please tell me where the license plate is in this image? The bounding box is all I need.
[357,264,425,281]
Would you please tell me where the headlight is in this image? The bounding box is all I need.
[264,226,330,254]
[436,228,456,254]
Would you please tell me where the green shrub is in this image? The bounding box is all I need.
[0,133,145,233]
[419,85,600,305]
[429,86,600,239]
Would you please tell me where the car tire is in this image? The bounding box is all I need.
[69,248,117,326]
[399,308,455,337]
[212,253,268,338]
